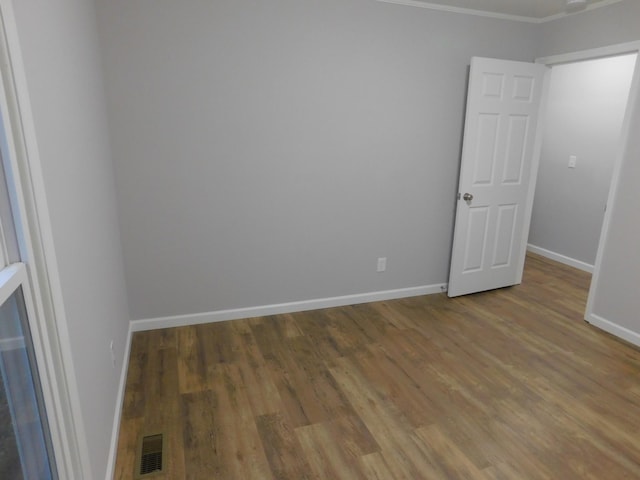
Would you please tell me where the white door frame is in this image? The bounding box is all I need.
[0,1,90,478]
[535,41,640,330]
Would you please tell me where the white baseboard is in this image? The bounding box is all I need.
[586,312,640,348]
[131,283,447,332]
[106,282,445,476]
[527,244,594,273]
[104,323,134,480]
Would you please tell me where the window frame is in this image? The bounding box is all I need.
[0,2,90,478]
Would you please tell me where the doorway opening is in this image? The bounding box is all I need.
[447,41,640,329]
[530,42,640,331]
[527,52,638,274]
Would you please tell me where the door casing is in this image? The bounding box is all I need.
[535,42,640,340]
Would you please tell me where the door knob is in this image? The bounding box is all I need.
[463,193,473,202]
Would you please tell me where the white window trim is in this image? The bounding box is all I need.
[0,1,90,478]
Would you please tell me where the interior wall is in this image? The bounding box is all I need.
[592,72,640,338]
[537,0,640,56]
[4,0,639,478]
[96,0,538,320]
[11,0,131,478]
[528,53,636,266]
[536,0,640,343]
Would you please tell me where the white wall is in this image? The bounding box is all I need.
[96,0,538,321]
[537,0,640,343]
[529,54,636,266]
[11,0,130,478]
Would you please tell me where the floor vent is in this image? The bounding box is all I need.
[137,433,164,477]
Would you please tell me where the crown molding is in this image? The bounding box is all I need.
[541,0,625,22]
[375,0,626,24]
[375,0,538,23]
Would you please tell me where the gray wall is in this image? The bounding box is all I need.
[592,75,640,334]
[529,54,636,266]
[7,1,640,478]
[96,0,538,320]
[12,0,130,478]
[536,0,640,338]
[537,0,640,56]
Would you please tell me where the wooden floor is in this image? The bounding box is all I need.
[114,254,640,479]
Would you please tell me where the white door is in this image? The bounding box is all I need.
[448,57,547,297]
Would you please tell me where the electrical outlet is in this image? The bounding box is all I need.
[568,155,577,168]
[110,340,116,368]
[377,257,387,273]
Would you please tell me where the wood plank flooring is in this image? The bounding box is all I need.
[114,254,640,479]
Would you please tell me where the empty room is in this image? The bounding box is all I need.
[0,0,639,479]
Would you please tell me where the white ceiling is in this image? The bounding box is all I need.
[378,0,624,21]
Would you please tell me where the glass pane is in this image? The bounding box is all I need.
[0,287,55,479]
